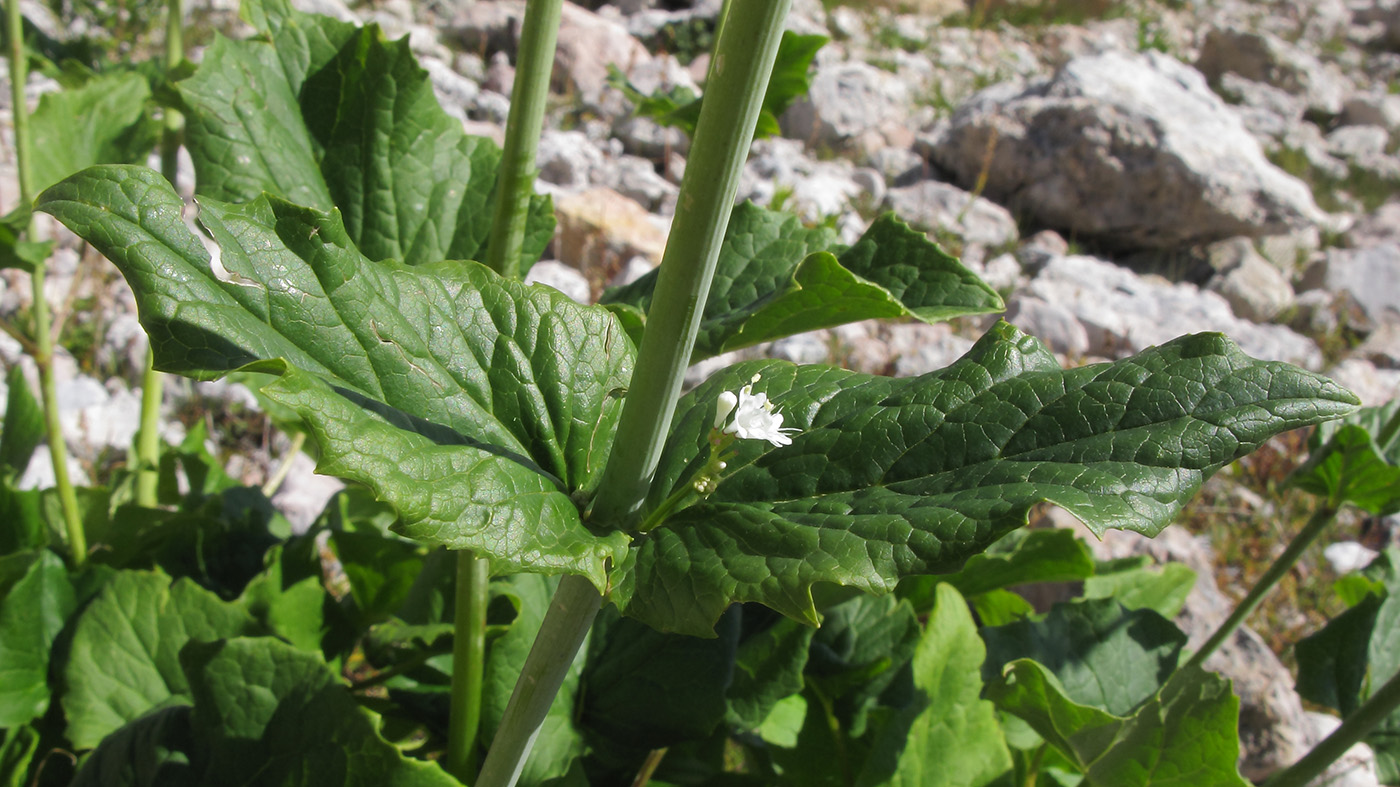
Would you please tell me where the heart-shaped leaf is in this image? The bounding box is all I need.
[182,637,458,785]
[602,204,1004,362]
[62,570,261,749]
[178,0,552,274]
[981,599,1187,716]
[617,322,1357,635]
[989,660,1249,786]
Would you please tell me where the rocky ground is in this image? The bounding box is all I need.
[3,0,1400,782]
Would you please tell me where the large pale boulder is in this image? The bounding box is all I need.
[928,51,1327,251]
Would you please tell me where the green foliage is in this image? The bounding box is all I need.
[1296,548,1400,782]
[854,584,1012,787]
[621,324,1356,634]
[16,0,1374,781]
[603,204,1004,362]
[61,570,263,749]
[607,31,826,141]
[1290,398,1400,513]
[981,599,1187,716]
[178,0,552,276]
[28,70,160,196]
[0,551,75,728]
[989,660,1250,786]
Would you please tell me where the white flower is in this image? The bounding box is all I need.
[717,378,798,447]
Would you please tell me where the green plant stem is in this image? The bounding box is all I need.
[587,0,793,526]
[7,0,33,203]
[8,0,84,565]
[135,349,163,506]
[475,5,791,784]
[137,0,183,509]
[483,0,562,277]
[475,573,601,787]
[261,431,305,498]
[445,551,490,782]
[630,748,669,787]
[1181,505,1336,673]
[1264,667,1400,787]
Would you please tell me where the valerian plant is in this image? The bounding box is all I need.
[2,0,1392,783]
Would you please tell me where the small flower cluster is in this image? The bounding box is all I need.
[713,374,798,448]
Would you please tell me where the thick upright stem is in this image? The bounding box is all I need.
[1264,668,1400,787]
[475,573,600,787]
[474,3,792,785]
[1181,506,1336,673]
[445,551,490,782]
[587,0,794,526]
[8,0,85,564]
[483,0,563,277]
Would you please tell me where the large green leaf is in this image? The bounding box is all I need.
[0,550,75,727]
[62,570,261,749]
[855,584,1012,787]
[617,321,1357,635]
[725,612,815,730]
[1296,548,1400,782]
[805,593,921,738]
[981,599,1187,716]
[28,70,159,195]
[181,637,458,786]
[38,165,631,585]
[1290,398,1400,514]
[601,204,1003,362]
[69,706,196,787]
[989,660,1249,787]
[178,0,552,274]
[582,607,740,750]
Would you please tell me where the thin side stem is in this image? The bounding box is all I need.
[136,0,183,508]
[134,349,163,506]
[7,0,33,202]
[475,5,792,785]
[261,431,305,498]
[483,0,563,277]
[1181,506,1336,673]
[1264,668,1400,787]
[445,552,490,782]
[630,748,669,787]
[8,0,84,564]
